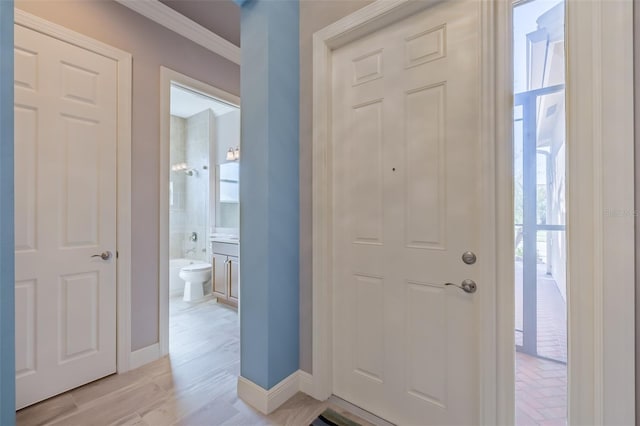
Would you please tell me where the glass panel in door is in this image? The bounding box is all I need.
[513,1,567,424]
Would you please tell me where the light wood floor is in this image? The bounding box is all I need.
[17,295,370,426]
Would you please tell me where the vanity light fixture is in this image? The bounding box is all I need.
[226,147,240,161]
[171,162,188,171]
[171,163,200,176]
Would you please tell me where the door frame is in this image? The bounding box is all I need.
[310,0,635,424]
[13,10,133,373]
[564,0,635,423]
[158,66,240,356]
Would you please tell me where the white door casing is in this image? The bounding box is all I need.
[564,0,635,423]
[14,12,132,409]
[331,1,482,424]
[158,67,240,357]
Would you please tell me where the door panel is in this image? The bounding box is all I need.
[15,280,36,378]
[332,2,481,424]
[14,105,37,252]
[60,116,101,247]
[59,272,99,361]
[405,84,445,249]
[350,100,383,245]
[405,282,446,406]
[14,24,118,409]
[353,274,384,381]
[229,256,239,301]
[213,254,228,296]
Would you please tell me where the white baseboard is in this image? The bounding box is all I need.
[237,370,305,415]
[237,376,270,414]
[298,370,314,395]
[236,371,394,424]
[267,371,303,413]
[129,343,161,370]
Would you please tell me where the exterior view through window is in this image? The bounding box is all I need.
[513,1,567,425]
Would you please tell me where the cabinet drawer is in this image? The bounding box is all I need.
[212,241,239,257]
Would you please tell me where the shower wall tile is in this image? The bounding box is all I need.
[170,115,187,259]
[185,109,212,262]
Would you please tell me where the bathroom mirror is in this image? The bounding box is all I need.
[216,162,240,229]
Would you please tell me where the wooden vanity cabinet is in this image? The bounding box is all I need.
[211,241,239,308]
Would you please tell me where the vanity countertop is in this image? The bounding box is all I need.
[210,234,239,245]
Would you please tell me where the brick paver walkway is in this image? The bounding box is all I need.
[515,261,567,425]
[515,261,567,363]
[516,352,567,425]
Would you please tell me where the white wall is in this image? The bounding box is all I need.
[216,109,240,165]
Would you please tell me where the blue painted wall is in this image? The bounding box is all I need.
[239,0,300,389]
[0,1,15,424]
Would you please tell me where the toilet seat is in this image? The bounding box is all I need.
[181,263,211,272]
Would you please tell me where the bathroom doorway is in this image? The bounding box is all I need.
[158,67,241,366]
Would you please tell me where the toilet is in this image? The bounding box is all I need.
[179,263,212,302]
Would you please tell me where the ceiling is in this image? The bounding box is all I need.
[160,0,241,46]
[170,84,238,118]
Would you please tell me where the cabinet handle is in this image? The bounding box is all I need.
[227,259,232,296]
[211,256,215,293]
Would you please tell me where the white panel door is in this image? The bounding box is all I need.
[332,2,482,424]
[14,24,118,409]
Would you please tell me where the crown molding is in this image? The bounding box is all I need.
[114,0,241,65]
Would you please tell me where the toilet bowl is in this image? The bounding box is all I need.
[179,263,212,302]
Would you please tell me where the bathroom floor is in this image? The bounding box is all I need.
[17,295,370,426]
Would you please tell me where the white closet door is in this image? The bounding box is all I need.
[15,23,118,409]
